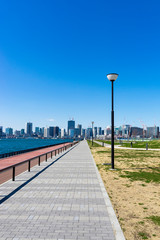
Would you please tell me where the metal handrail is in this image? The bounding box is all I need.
[0,141,79,182]
[0,141,73,159]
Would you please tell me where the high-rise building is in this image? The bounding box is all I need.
[93,127,97,138]
[77,124,82,136]
[44,128,49,138]
[130,127,143,137]
[35,127,40,135]
[41,127,45,136]
[82,129,85,137]
[97,127,102,136]
[14,130,21,136]
[26,122,33,136]
[86,128,92,138]
[54,126,59,137]
[74,128,80,137]
[6,128,13,136]
[69,129,74,138]
[49,127,54,137]
[21,129,25,135]
[68,120,75,134]
[61,128,65,138]
[0,126,3,137]
[146,126,159,138]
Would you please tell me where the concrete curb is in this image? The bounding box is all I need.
[87,141,126,240]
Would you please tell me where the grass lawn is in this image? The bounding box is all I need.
[96,139,160,149]
[96,139,120,145]
[87,140,160,240]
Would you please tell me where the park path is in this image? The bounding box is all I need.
[0,141,125,240]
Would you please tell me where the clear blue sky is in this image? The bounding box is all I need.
[0,0,160,131]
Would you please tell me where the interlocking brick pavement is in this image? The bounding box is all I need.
[0,141,117,240]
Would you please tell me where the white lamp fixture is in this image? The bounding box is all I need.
[107,73,119,81]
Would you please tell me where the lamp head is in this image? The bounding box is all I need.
[107,73,119,81]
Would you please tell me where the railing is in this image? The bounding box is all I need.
[0,141,73,159]
[0,141,79,183]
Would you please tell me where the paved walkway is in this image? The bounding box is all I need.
[0,141,124,240]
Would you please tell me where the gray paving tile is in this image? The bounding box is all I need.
[0,141,116,239]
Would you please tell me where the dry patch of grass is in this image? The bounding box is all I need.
[88,141,160,240]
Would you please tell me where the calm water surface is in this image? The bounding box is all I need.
[0,139,72,155]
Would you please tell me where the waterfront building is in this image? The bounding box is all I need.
[26,122,33,136]
[49,126,54,137]
[44,128,49,138]
[97,127,102,136]
[81,129,85,137]
[54,126,59,137]
[122,125,131,137]
[61,128,65,138]
[20,129,25,135]
[69,129,74,138]
[146,126,159,138]
[14,130,21,137]
[41,127,45,136]
[35,127,40,135]
[67,120,75,135]
[77,124,82,136]
[93,127,97,138]
[86,128,92,138]
[6,128,13,136]
[130,127,143,137]
[74,128,80,137]
[0,126,3,137]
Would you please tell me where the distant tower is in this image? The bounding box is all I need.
[26,122,33,136]
[0,126,3,137]
[77,124,82,136]
[67,120,75,135]
[44,128,49,138]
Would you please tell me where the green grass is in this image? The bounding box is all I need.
[97,150,110,154]
[146,216,160,226]
[138,221,145,225]
[138,232,148,239]
[87,140,101,148]
[120,170,160,183]
[121,140,160,149]
[96,140,120,145]
[97,139,160,149]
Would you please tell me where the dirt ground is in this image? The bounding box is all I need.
[90,145,160,240]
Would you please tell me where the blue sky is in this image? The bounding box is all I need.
[0,0,160,131]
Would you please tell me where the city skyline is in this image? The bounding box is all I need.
[1,118,160,133]
[1,1,160,130]
[1,119,159,139]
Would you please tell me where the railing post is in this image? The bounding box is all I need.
[46,154,47,162]
[55,150,56,156]
[28,160,31,172]
[51,151,52,159]
[12,166,15,181]
[38,156,40,166]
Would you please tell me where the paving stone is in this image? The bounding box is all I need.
[0,141,116,239]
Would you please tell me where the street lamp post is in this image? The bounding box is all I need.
[107,73,119,169]
[92,121,94,146]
